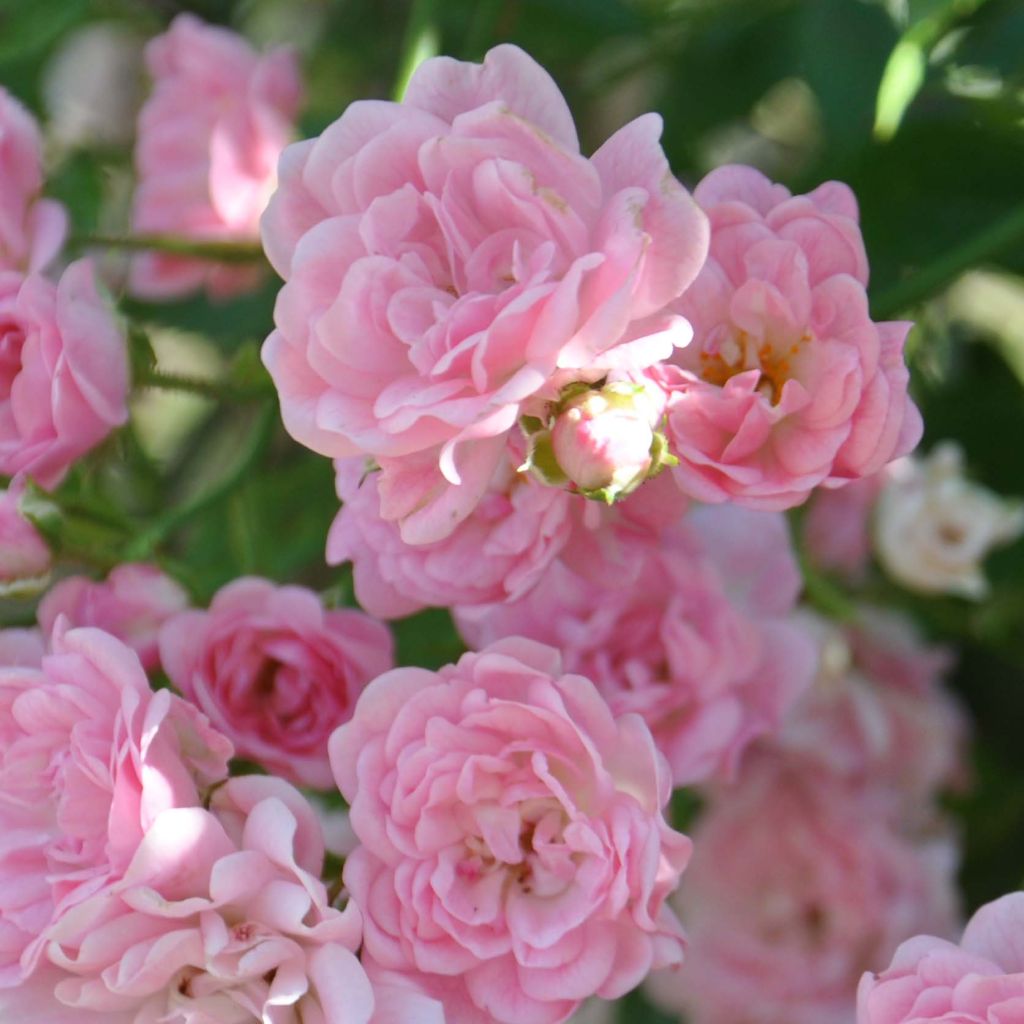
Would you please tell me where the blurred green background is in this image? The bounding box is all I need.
[2,1,1024,1016]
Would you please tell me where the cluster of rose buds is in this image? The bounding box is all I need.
[0,14,1020,1024]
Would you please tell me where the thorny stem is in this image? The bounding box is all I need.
[72,233,266,264]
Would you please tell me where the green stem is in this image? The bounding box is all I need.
[871,201,1024,320]
[135,367,224,400]
[799,551,858,622]
[73,233,266,264]
[134,366,273,402]
[393,0,440,101]
[123,402,276,559]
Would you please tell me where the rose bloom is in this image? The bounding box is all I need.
[38,563,188,672]
[457,504,816,786]
[774,609,967,813]
[875,442,1024,599]
[262,43,708,545]
[12,776,377,1024]
[647,761,960,1024]
[0,476,50,594]
[328,455,572,617]
[130,14,302,299]
[0,623,232,988]
[661,164,921,509]
[0,87,67,275]
[858,892,1024,1024]
[0,259,129,488]
[331,638,691,1024]
[160,576,393,789]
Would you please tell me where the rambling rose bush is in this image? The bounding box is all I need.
[0,259,129,488]
[261,43,708,545]
[457,504,816,785]
[331,637,691,1024]
[0,88,67,275]
[0,624,232,988]
[0,477,50,593]
[160,576,393,788]
[647,761,960,1024]
[857,892,1024,1024]
[38,563,188,671]
[661,165,921,509]
[328,455,572,617]
[130,14,302,299]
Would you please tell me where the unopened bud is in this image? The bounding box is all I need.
[525,381,670,503]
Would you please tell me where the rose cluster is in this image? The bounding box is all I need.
[0,12,1018,1024]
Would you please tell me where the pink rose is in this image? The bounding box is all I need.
[774,609,966,811]
[35,776,373,1023]
[661,164,921,509]
[0,88,67,276]
[647,761,960,1024]
[160,576,393,789]
[262,43,708,545]
[328,455,572,617]
[457,504,816,786]
[0,477,50,592]
[130,14,302,299]
[331,638,691,1024]
[858,892,1024,1024]
[37,563,188,671]
[0,623,232,988]
[0,259,129,488]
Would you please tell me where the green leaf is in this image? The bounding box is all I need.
[873,0,993,139]
[0,0,88,65]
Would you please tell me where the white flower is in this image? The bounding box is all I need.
[875,442,1024,599]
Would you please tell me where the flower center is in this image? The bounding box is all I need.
[697,329,808,405]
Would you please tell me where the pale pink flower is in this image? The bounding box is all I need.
[0,477,50,593]
[331,638,691,1024]
[36,775,374,1023]
[328,455,572,617]
[803,472,885,580]
[647,761,960,1024]
[38,563,188,671]
[774,609,967,811]
[457,504,816,786]
[160,576,393,789]
[661,164,921,510]
[262,43,708,545]
[857,892,1024,1024]
[0,623,232,988]
[130,14,302,299]
[0,259,129,488]
[0,88,67,276]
